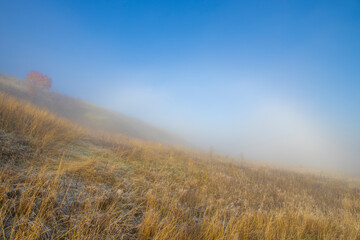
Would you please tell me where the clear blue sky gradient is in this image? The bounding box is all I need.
[1,0,359,171]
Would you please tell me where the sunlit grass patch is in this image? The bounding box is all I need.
[0,91,86,153]
[0,90,359,239]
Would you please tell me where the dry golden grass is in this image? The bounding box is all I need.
[0,92,85,153]
[0,91,359,239]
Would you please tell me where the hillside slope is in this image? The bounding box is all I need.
[0,83,359,239]
[0,91,359,239]
[0,73,183,144]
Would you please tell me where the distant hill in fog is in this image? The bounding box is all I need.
[0,73,184,145]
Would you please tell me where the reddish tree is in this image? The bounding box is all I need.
[26,71,52,89]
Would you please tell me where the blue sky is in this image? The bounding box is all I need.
[1,0,360,172]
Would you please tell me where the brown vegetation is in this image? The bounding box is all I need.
[0,74,181,144]
[0,92,84,153]
[0,90,359,239]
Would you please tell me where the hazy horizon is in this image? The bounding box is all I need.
[1,0,360,173]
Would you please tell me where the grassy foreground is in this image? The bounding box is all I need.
[0,91,360,239]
